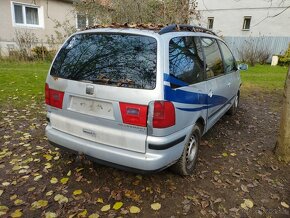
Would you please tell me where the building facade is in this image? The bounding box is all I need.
[195,0,290,59]
[0,0,76,56]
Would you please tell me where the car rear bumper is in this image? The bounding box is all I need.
[45,125,192,172]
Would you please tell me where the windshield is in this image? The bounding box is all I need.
[50,33,157,89]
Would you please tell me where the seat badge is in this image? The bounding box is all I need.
[86,85,94,95]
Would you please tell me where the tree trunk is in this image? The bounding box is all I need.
[275,65,290,162]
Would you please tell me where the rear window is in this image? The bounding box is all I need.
[50,33,157,89]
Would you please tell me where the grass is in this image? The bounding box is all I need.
[240,64,288,92]
[0,61,50,107]
[0,61,288,108]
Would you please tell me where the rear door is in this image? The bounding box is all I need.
[46,32,160,153]
[200,37,232,128]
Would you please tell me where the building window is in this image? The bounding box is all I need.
[208,17,214,30]
[242,16,251,30]
[11,2,43,28]
[76,14,94,29]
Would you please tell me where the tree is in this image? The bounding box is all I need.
[275,65,290,162]
[74,0,199,25]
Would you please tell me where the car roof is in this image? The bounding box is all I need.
[79,23,217,37]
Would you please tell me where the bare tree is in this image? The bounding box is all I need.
[74,0,199,25]
[275,66,290,162]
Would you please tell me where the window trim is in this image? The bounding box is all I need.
[207,17,214,30]
[242,16,251,31]
[11,1,44,28]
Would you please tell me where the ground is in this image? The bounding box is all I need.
[0,62,289,217]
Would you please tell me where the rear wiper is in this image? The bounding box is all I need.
[92,78,135,87]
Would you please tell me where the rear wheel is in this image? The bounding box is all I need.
[171,125,201,176]
[227,91,240,115]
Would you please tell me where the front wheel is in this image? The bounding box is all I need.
[171,125,201,176]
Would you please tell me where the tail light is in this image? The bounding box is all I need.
[153,101,175,128]
[119,102,148,127]
[45,83,64,109]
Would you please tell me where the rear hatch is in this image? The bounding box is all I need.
[46,30,160,153]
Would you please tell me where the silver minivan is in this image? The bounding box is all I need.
[45,24,242,175]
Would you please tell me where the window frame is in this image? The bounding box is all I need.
[76,13,94,30]
[11,1,44,28]
[207,17,214,30]
[200,37,225,81]
[242,16,251,31]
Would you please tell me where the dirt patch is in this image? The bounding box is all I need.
[0,90,289,218]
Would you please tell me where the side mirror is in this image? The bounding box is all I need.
[238,63,248,71]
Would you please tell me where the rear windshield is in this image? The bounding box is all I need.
[50,33,157,89]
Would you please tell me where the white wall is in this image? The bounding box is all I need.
[194,0,290,37]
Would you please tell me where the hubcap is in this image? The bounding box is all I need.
[186,134,198,169]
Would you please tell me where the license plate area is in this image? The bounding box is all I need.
[68,96,114,120]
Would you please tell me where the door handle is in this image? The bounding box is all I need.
[208,90,213,98]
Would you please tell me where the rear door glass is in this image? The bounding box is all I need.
[50,33,157,89]
[169,36,205,87]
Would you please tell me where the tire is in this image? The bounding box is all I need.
[227,91,240,115]
[171,125,201,176]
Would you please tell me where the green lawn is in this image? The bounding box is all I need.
[240,64,288,92]
[0,61,288,108]
[0,61,50,107]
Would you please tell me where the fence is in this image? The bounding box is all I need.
[223,36,290,62]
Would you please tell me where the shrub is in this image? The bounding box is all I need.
[278,43,290,66]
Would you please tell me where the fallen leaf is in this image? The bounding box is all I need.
[113,202,123,210]
[222,153,228,157]
[129,206,141,214]
[2,182,10,186]
[230,153,237,156]
[88,213,99,218]
[241,199,254,210]
[76,168,84,173]
[31,200,48,209]
[14,199,24,206]
[54,194,68,204]
[101,204,111,212]
[241,184,249,193]
[50,177,58,184]
[34,175,43,181]
[60,177,69,185]
[151,202,161,211]
[45,212,57,218]
[0,205,9,216]
[10,194,17,200]
[67,170,72,176]
[73,189,82,196]
[28,187,36,192]
[213,170,220,175]
[0,190,3,196]
[46,190,54,196]
[11,209,22,218]
[78,209,87,217]
[97,198,104,203]
[281,201,289,208]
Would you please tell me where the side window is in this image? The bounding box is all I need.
[169,36,205,87]
[219,41,237,73]
[201,38,224,79]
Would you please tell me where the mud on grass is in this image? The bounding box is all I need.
[0,90,290,218]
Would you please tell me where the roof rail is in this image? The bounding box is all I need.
[159,24,217,36]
